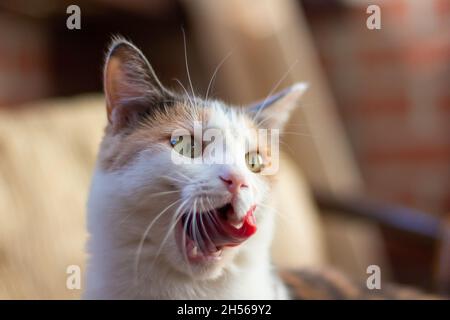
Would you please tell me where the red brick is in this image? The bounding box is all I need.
[364,145,450,164]
[358,42,450,67]
[435,0,450,17]
[346,96,409,116]
[403,42,450,67]
[438,96,450,112]
[358,49,402,65]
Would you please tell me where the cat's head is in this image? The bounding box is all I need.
[95,38,307,280]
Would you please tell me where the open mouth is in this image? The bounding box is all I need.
[176,203,257,263]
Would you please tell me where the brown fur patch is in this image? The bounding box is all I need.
[99,101,203,172]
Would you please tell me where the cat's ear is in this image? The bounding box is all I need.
[247,82,308,130]
[104,37,172,131]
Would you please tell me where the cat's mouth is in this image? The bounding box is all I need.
[176,203,257,263]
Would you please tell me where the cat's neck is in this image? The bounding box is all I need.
[134,247,277,299]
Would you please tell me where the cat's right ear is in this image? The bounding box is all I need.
[104,37,172,132]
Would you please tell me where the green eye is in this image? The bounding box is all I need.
[245,152,264,173]
[170,135,201,158]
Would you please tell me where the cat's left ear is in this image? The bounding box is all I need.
[104,37,173,131]
[247,82,308,129]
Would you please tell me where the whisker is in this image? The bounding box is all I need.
[205,50,234,101]
[181,27,196,105]
[205,197,220,225]
[279,139,295,155]
[174,171,194,182]
[257,202,290,224]
[148,190,181,197]
[280,131,312,138]
[133,198,183,282]
[199,197,215,252]
[160,175,190,184]
[205,197,224,238]
[192,192,230,199]
[173,78,195,108]
[182,206,195,278]
[118,190,180,226]
[191,199,205,254]
[253,60,299,125]
[151,198,190,269]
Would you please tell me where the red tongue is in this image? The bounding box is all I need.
[213,205,257,248]
[236,206,258,238]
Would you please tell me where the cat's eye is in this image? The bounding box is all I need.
[245,152,264,173]
[170,135,201,158]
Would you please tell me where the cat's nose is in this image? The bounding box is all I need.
[219,173,248,195]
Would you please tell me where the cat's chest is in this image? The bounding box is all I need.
[143,267,284,300]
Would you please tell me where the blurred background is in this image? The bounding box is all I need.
[0,0,449,298]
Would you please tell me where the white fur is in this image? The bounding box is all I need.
[84,104,289,299]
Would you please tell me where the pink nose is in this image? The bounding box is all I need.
[220,173,248,195]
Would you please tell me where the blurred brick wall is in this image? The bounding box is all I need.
[304,0,450,215]
[0,13,50,107]
[0,2,189,109]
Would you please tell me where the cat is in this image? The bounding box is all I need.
[84,37,307,299]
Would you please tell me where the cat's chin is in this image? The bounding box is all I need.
[168,202,258,279]
[170,248,232,280]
